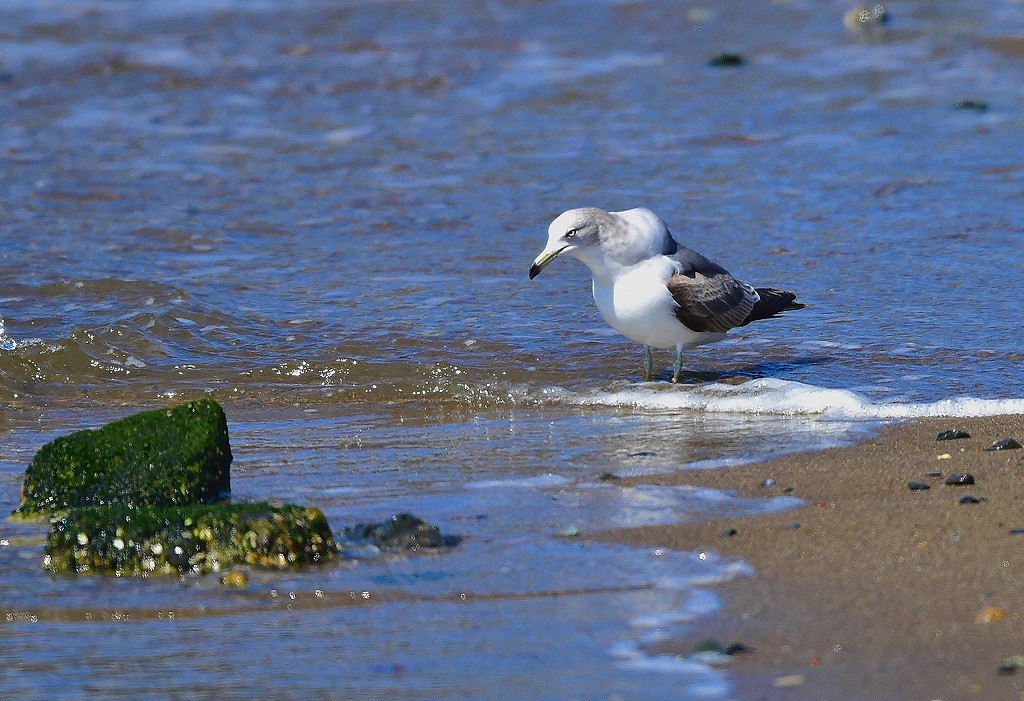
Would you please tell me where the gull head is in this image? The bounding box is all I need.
[529,208,608,279]
[529,207,675,279]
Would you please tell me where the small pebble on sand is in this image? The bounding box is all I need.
[936,429,971,441]
[774,674,805,688]
[945,473,975,486]
[985,438,1022,451]
[976,606,1007,624]
[998,655,1024,675]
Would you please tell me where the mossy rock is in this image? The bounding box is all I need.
[44,503,338,576]
[17,398,231,517]
[340,513,454,552]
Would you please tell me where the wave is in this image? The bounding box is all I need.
[564,377,1024,419]
[0,317,17,352]
[4,300,1022,419]
[0,312,541,409]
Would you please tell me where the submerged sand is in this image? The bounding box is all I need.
[597,415,1024,701]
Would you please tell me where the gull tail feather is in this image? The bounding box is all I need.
[741,288,805,326]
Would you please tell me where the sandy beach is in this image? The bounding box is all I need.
[598,415,1024,701]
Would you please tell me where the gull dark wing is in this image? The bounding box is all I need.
[666,247,805,333]
[665,247,759,333]
[741,288,804,326]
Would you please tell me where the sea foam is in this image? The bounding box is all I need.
[566,378,1024,419]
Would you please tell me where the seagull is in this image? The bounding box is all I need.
[529,207,804,382]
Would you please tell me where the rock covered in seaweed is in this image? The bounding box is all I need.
[17,398,231,517]
[44,503,337,576]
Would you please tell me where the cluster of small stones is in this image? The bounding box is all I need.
[912,430,1024,504]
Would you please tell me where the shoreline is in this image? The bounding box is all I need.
[597,414,1024,700]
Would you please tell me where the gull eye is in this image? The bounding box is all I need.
[565,228,579,239]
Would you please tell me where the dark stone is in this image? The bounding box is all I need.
[960,495,983,505]
[599,472,621,482]
[999,656,1024,675]
[847,2,889,29]
[985,438,1022,451]
[936,429,971,441]
[341,513,456,552]
[761,479,777,487]
[783,487,795,494]
[723,527,738,537]
[945,473,975,486]
[44,503,337,576]
[1010,529,1024,536]
[955,99,989,113]
[924,471,943,478]
[17,399,231,517]
[908,481,931,491]
[693,639,750,657]
[790,522,801,530]
[690,639,729,655]
[709,53,745,68]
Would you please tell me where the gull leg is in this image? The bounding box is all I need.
[642,346,654,381]
[671,344,684,383]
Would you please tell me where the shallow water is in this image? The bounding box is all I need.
[2,0,1024,698]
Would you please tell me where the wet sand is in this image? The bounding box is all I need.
[598,415,1024,701]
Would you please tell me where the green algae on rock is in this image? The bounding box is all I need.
[44,503,338,576]
[340,513,454,552]
[17,398,231,517]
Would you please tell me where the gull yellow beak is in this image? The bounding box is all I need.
[529,245,568,280]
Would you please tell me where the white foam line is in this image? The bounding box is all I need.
[466,473,570,489]
[610,640,734,697]
[564,378,1024,419]
[631,588,722,629]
